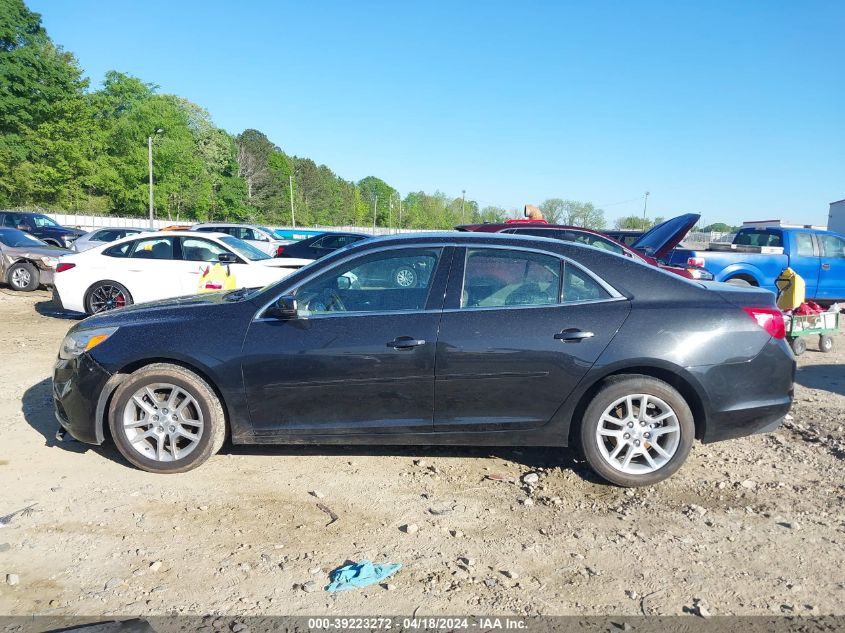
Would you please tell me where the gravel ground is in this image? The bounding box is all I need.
[0,289,843,617]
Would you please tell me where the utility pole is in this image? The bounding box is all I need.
[398,195,402,232]
[289,175,296,228]
[461,189,466,223]
[147,129,162,229]
[372,195,378,231]
[642,191,650,230]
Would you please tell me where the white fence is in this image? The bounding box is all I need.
[45,214,435,235]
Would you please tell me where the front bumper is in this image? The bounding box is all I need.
[53,353,113,445]
[692,337,795,443]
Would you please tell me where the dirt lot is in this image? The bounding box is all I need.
[0,289,843,618]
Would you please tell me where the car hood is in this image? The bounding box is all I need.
[630,213,700,259]
[2,244,73,260]
[78,291,245,329]
[40,226,86,238]
[259,257,313,268]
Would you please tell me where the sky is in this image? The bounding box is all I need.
[29,0,845,227]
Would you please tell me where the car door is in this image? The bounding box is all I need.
[177,236,269,293]
[817,233,845,300]
[434,246,630,431]
[240,246,452,436]
[117,236,183,303]
[788,231,821,298]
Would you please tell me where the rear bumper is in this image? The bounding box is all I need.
[691,337,795,443]
[53,353,113,445]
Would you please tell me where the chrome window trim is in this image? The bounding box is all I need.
[251,240,624,321]
[442,295,628,314]
[457,244,623,311]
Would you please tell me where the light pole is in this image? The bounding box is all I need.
[148,129,163,228]
[642,191,650,230]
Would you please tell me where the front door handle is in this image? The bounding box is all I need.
[388,336,426,350]
[822,263,831,270]
[554,328,595,342]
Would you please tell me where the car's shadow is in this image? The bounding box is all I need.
[795,364,845,397]
[34,299,83,320]
[23,377,600,481]
[22,378,93,454]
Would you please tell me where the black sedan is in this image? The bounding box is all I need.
[53,232,794,486]
[277,231,368,260]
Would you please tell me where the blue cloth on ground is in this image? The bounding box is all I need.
[325,560,402,592]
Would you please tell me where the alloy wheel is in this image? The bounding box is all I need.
[121,383,205,462]
[595,393,681,475]
[10,267,31,288]
[395,267,416,287]
[90,284,128,313]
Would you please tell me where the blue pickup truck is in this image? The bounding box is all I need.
[666,224,845,302]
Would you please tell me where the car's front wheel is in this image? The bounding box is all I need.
[108,363,226,473]
[580,375,694,487]
[7,262,39,291]
[393,265,417,288]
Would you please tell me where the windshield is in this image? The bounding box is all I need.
[0,230,48,248]
[220,235,271,261]
[32,214,60,228]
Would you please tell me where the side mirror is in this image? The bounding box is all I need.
[266,295,298,320]
[218,252,238,264]
[336,275,351,290]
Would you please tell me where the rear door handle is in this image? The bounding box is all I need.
[822,263,831,270]
[554,328,595,342]
[388,336,426,350]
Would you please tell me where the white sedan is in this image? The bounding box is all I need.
[53,231,306,315]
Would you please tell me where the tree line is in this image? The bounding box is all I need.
[0,0,610,230]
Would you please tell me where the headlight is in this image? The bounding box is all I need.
[59,327,118,360]
[41,256,59,268]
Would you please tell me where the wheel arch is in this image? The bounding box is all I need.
[717,263,764,286]
[566,363,708,447]
[95,357,232,446]
[83,279,134,312]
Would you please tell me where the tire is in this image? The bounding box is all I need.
[108,363,226,474]
[579,375,695,487]
[726,277,753,287]
[790,337,806,356]
[7,262,39,291]
[84,280,133,314]
[393,265,417,288]
[819,334,834,353]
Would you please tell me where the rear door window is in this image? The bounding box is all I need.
[461,248,561,308]
[129,237,175,260]
[795,232,816,257]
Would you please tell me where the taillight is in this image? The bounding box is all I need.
[742,307,785,339]
[275,245,285,256]
[55,263,76,273]
[687,257,705,268]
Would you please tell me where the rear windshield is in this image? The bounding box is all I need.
[734,230,783,248]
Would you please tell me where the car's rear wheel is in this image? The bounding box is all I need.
[85,280,133,314]
[580,376,694,487]
[7,262,39,291]
[108,363,226,473]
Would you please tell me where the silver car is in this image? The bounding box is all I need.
[72,227,145,252]
[191,223,290,256]
[0,228,72,291]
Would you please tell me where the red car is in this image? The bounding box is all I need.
[457,213,713,280]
